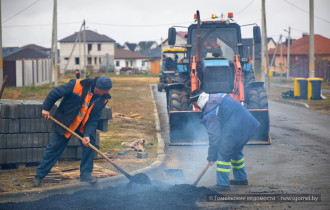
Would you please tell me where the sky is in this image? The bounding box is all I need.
[2,0,330,48]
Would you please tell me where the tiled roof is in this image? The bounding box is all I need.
[269,34,330,55]
[22,44,49,50]
[59,30,115,43]
[125,43,137,51]
[138,41,157,51]
[4,48,49,60]
[115,48,151,59]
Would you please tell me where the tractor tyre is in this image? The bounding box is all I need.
[245,86,268,109]
[168,89,191,112]
[157,83,163,92]
[244,71,256,88]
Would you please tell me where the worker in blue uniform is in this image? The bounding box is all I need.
[190,90,260,191]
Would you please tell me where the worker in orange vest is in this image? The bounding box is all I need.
[75,69,80,79]
[33,76,112,187]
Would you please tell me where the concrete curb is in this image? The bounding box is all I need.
[0,85,166,204]
[274,98,310,108]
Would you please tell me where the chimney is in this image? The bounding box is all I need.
[302,32,308,37]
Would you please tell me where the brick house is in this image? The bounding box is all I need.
[269,34,330,78]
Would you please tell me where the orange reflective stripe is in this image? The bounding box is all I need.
[79,103,95,133]
[72,79,82,96]
[79,99,108,133]
[64,81,93,138]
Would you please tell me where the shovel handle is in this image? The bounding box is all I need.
[193,162,211,186]
[49,116,132,179]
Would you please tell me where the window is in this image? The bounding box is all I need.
[130,60,133,66]
[98,44,101,51]
[142,61,145,66]
[94,57,97,64]
[88,44,92,53]
[88,57,92,65]
[75,57,80,65]
[116,61,120,67]
[99,57,102,64]
[64,57,69,60]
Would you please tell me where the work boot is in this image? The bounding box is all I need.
[229,179,248,185]
[32,176,43,187]
[213,185,230,192]
[80,174,98,184]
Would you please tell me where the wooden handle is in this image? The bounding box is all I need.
[49,116,132,179]
[193,162,211,186]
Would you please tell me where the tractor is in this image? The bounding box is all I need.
[158,48,187,92]
[165,11,270,145]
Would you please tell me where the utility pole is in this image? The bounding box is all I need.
[83,20,86,78]
[309,0,315,78]
[252,39,255,73]
[54,0,58,86]
[270,34,282,71]
[49,0,57,87]
[280,35,283,77]
[286,27,291,80]
[261,0,270,90]
[0,1,3,86]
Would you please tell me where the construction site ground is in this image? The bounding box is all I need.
[0,74,329,209]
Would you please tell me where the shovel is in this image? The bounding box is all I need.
[49,116,152,185]
[193,162,211,186]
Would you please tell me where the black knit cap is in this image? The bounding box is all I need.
[190,89,204,102]
[96,75,112,90]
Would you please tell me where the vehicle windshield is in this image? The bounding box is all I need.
[190,27,239,61]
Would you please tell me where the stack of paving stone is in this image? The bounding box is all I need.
[0,99,112,166]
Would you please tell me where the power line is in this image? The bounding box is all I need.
[236,0,256,16]
[2,0,41,23]
[88,21,191,28]
[3,22,81,28]
[282,0,330,23]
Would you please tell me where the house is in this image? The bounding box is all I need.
[114,48,151,74]
[162,31,187,49]
[123,42,137,51]
[3,47,50,87]
[139,47,162,74]
[3,47,20,57]
[242,38,276,74]
[59,30,116,73]
[269,34,330,78]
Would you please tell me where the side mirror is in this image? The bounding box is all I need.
[253,26,261,44]
[168,27,176,45]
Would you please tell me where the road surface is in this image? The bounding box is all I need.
[152,85,330,209]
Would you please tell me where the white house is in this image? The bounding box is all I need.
[162,31,187,49]
[114,48,151,73]
[59,30,116,72]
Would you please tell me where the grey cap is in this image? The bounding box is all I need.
[96,75,112,90]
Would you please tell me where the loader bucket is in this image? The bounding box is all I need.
[247,109,271,144]
[169,111,208,145]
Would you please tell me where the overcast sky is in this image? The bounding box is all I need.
[2,0,330,48]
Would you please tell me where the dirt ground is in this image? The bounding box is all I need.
[0,74,159,192]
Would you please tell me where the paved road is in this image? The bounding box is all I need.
[151,85,330,209]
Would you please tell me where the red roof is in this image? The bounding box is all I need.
[269,34,330,55]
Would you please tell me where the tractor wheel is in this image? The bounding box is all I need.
[168,89,191,112]
[244,71,256,88]
[157,83,163,92]
[245,86,268,109]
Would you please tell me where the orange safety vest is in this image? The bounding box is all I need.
[64,80,107,138]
